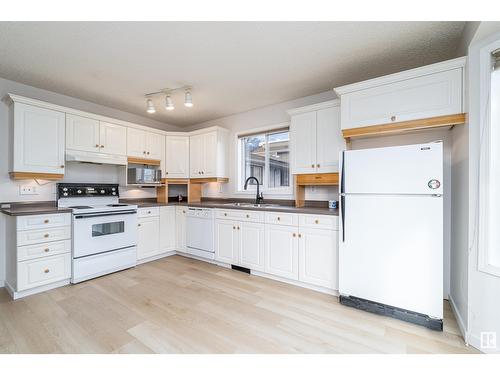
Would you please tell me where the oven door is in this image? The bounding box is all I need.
[73,210,138,258]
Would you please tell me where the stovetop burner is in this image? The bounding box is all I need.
[107,204,128,207]
[68,205,93,209]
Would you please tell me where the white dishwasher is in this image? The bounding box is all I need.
[186,207,215,260]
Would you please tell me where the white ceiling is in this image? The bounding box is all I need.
[0,22,466,127]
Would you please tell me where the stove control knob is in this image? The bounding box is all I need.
[100,190,105,194]
[62,187,68,192]
[111,187,116,191]
[77,190,82,194]
[112,192,116,195]
[63,192,68,196]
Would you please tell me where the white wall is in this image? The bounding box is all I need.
[465,23,500,353]
[351,130,453,299]
[0,76,179,286]
[185,90,338,201]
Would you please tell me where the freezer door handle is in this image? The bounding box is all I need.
[340,151,345,194]
[341,195,345,242]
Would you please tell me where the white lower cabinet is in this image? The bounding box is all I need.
[215,219,239,264]
[298,227,338,289]
[239,222,265,272]
[265,224,299,280]
[175,206,187,253]
[159,206,176,252]
[137,216,160,260]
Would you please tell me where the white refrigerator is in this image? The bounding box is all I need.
[339,142,443,330]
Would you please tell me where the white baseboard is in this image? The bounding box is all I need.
[448,293,467,342]
[0,279,4,288]
[136,250,176,265]
[251,270,338,296]
[5,279,70,300]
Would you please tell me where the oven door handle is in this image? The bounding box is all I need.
[74,210,137,219]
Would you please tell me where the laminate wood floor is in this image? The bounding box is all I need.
[0,255,478,354]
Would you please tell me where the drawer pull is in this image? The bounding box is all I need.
[237,226,240,230]
[233,226,236,230]
[44,219,49,224]
[277,217,281,221]
[315,219,319,224]
[183,210,186,214]
[293,233,296,237]
[147,211,151,214]
[246,214,250,218]
[138,223,141,227]
[96,144,100,148]
[60,165,65,169]
[224,213,227,216]
[317,164,320,168]
[44,233,49,238]
[44,269,50,274]
[315,176,321,179]
[298,234,302,238]
[44,248,50,253]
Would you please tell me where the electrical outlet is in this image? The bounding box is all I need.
[19,185,38,195]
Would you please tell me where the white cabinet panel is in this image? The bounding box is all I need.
[239,222,265,272]
[316,106,343,173]
[17,240,71,262]
[99,121,127,156]
[189,134,204,177]
[127,128,147,158]
[175,206,187,252]
[66,114,100,153]
[215,219,239,264]
[290,111,316,174]
[203,131,217,177]
[299,228,338,289]
[17,226,71,247]
[165,136,189,178]
[17,253,71,292]
[137,216,160,260]
[147,132,164,160]
[160,206,176,251]
[17,213,71,231]
[13,103,66,174]
[340,68,463,130]
[265,224,298,280]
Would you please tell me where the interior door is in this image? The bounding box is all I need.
[343,142,443,195]
[316,106,344,173]
[265,224,298,280]
[99,121,127,156]
[290,111,317,174]
[215,219,238,264]
[339,194,443,318]
[13,103,66,174]
[239,222,265,271]
[66,114,100,153]
[127,128,147,158]
[165,136,189,178]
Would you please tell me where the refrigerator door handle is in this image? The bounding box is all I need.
[341,194,345,242]
[340,151,345,194]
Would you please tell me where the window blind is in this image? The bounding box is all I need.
[238,127,289,139]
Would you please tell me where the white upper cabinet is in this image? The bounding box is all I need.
[66,114,100,153]
[99,121,127,156]
[66,115,126,156]
[127,128,164,160]
[11,102,66,175]
[126,128,147,158]
[334,57,465,130]
[189,128,228,178]
[165,136,189,178]
[289,100,343,174]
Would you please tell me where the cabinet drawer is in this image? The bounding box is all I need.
[215,209,264,222]
[17,213,71,231]
[17,253,71,291]
[137,207,160,218]
[265,212,298,226]
[340,68,463,130]
[299,214,338,230]
[17,240,71,262]
[17,226,71,246]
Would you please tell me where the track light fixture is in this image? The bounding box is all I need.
[144,85,193,114]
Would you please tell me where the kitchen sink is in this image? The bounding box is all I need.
[222,202,281,208]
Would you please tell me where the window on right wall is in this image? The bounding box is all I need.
[479,44,500,277]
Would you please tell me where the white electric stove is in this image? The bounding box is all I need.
[57,183,138,283]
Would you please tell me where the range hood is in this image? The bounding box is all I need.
[65,150,127,166]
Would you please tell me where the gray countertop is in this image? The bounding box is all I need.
[1,199,338,217]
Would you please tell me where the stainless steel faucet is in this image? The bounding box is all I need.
[244,176,264,204]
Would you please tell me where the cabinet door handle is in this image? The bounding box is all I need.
[100,145,104,148]
[233,226,236,230]
[44,248,50,253]
[391,115,396,122]
[277,217,280,221]
[315,219,319,224]
[166,171,169,175]
[293,233,296,237]
[311,164,315,168]
[237,226,240,230]
[44,269,50,274]
[44,233,49,238]
[96,144,100,148]
[298,234,302,238]
[60,165,65,169]
[224,213,227,216]
[147,151,150,155]
[138,223,141,227]
[44,219,49,224]
[143,151,146,154]
[316,164,320,168]
[246,214,250,218]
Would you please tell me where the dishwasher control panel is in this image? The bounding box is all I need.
[187,207,214,218]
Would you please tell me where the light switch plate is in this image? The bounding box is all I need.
[19,185,38,195]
